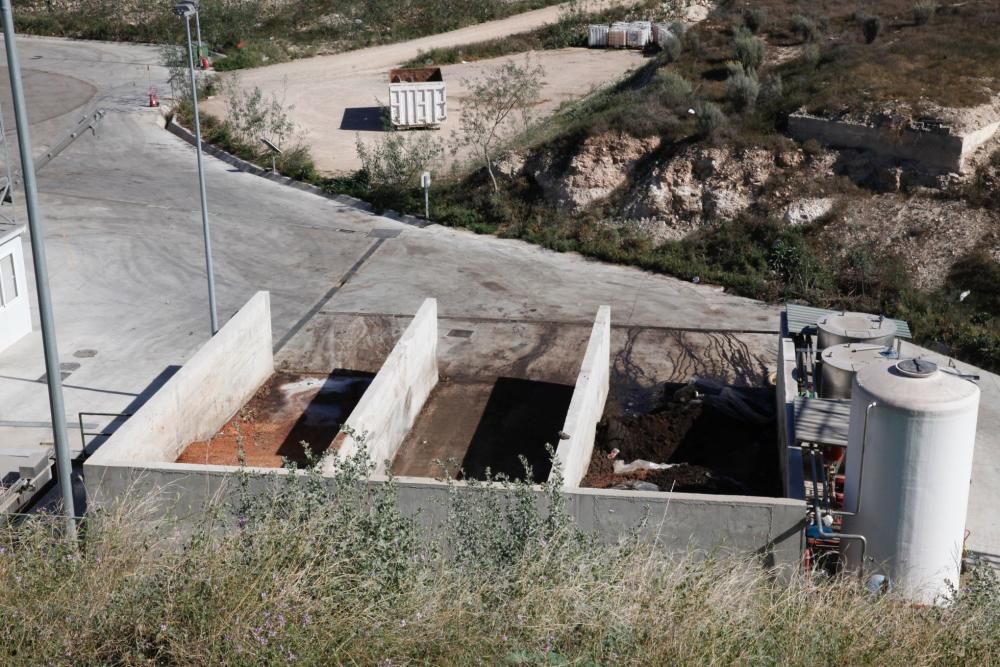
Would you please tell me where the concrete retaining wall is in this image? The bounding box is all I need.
[787,114,986,173]
[83,463,805,568]
[554,306,611,487]
[327,298,438,475]
[85,292,274,466]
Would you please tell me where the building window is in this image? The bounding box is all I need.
[0,253,17,307]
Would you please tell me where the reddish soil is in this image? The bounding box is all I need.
[581,383,780,496]
[177,371,372,468]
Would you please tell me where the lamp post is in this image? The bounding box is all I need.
[174,0,219,335]
[0,0,76,538]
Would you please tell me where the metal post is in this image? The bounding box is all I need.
[194,9,204,68]
[424,186,429,220]
[0,0,76,538]
[184,13,219,335]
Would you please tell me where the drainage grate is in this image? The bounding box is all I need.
[73,349,98,358]
[37,362,81,383]
[446,329,474,339]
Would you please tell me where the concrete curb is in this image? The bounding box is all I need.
[161,113,430,228]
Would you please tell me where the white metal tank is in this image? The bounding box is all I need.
[816,311,896,350]
[818,343,897,399]
[842,358,980,604]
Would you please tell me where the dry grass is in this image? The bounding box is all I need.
[0,462,998,665]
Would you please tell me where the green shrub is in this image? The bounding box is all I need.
[727,71,760,111]
[862,15,882,43]
[743,8,768,33]
[274,144,319,182]
[659,32,683,61]
[355,130,443,208]
[734,30,765,73]
[696,101,727,138]
[760,73,784,105]
[792,14,819,42]
[801,42,821,67]
[654,71,693,108]
[913,1,937,25]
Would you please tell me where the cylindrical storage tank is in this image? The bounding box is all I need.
[816,311,896,350]
[842,359,980,604]
[588,24,609,48]
[819,343,897,399]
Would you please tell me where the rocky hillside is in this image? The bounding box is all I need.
[421,0,1000,370]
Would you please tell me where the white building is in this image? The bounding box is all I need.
[0,224,30,353]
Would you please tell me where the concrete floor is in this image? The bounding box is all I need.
[392,376,573,481]
[0,36,997,566]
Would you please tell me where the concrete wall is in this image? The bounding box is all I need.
[554,306,611,487]
[85,292,274,467]
[787,114,978,173]
[776,335,800,498]
[962,120,1000,161]
[0,228,31,354]
[327,298,438,475]
[84,463,805,569]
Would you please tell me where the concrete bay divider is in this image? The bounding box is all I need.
[553,306,611,487]
[85,291,274,468]
[325,298,439,476]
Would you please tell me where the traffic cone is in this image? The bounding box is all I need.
[149,90,159,108]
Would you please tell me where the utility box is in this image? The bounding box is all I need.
[388,67,447,129]
[0,224,31,354]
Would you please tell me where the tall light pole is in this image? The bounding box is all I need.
[194,8,204,69]
[175,0,219,335]
[0,0,76,538]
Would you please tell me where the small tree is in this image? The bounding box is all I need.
[454,58,544,193]
[862,15,882,43]
[223,76,296,148]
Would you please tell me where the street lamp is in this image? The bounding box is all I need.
[174,0,219,335]
[0,0,76,539]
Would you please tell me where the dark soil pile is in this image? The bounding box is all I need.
[581,383,781,496]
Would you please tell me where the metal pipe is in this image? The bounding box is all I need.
[0,0,76,538]
[854,401,877,515]
[183,11,219,335]
[808,449,867,569]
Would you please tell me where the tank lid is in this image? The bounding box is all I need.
[822,343,897,372]
[896,358,938,378]
[855,358,980,413]
[817,311,897,340]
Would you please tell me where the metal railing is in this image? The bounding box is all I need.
[77,411,132,459]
